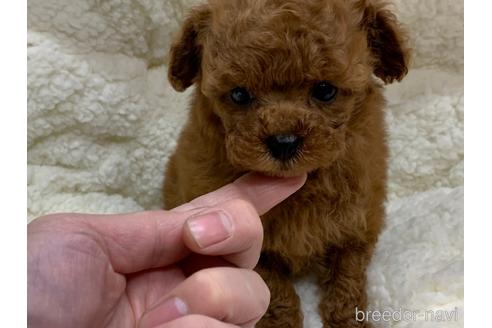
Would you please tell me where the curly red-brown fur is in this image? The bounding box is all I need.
[163,0,410,327]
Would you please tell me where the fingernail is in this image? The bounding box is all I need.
[187,210,233,248]
[139,297,187,328]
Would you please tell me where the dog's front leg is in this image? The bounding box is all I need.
[316,243,374,328]
[255,264,303,328]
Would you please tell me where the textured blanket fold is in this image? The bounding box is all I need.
[27,0,464,327]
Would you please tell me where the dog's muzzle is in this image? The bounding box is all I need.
[265,134,303,162]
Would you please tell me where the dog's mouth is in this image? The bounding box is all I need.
[262,164,311,178]
[225,128,343,178]
[226,140,313,178]
[255,138,320,178]
[256,163,315,178]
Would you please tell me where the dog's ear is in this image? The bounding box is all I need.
[357,0,410,83]
[168,5,211,92]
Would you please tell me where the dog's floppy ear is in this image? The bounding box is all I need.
[168,5,211,92]
[357,0,410,83]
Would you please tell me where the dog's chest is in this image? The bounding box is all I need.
[260,180,357,271]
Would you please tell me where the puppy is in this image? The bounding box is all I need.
[163,0,409,327]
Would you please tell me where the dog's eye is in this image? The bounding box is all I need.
[230,87,253,106]
[311,81,337,103]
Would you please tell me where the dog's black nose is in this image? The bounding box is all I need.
[265,134,303,161]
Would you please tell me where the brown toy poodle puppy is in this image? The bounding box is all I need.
[163,0,410,327]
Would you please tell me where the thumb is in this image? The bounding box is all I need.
[77,173,306,273]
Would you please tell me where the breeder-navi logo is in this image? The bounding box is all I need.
[355,307,461,323]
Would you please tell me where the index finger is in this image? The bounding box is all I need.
[71,173,306,273]
[173,173,307,215]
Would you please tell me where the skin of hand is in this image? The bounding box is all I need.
[27,173,306,328]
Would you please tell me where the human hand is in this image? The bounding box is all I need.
[27,173,306,328]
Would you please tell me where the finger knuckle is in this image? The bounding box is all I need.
[227,198,262,235]
[191,269,229,312]
[229,198,256,216]
[174,315,218,328]
[249,270,271,316]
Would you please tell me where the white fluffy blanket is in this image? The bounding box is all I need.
[27,0,463,327]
